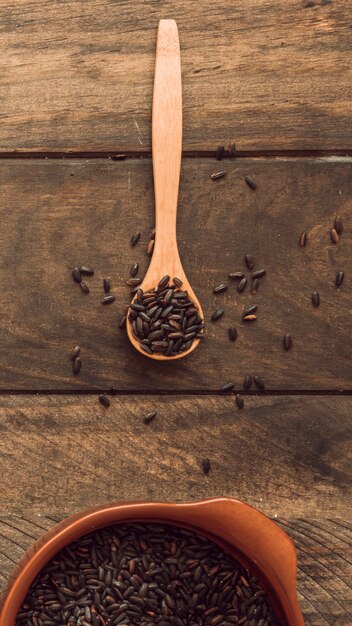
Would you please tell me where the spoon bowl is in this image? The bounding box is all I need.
[127,20,204,360]
[127,269,204,361]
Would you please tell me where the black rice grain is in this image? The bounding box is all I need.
[243,374,252,390]
[245,175,257,190]
[80,266,95,276]
[102,295,116,305]
[141,343,153,354]
[130,263,139,277]
[211,309,224,321]
[336,271,344,287]
[228,326,238,342]
[158,275,170,290]
[80,281,90,293]
[334,216,343,235]
[213,283,228,294]
[220,382,235,392]
[99,394,111,408]
[243,305,257,316]
[127,277,143,286]
[252,269,266,279]
[299,231,307,247]
[73,357,81,375]
[72,267,81,283]
[245,254,254,270]
[202,458,211,474]
[119,315,127,329]
[211,171,227,180]
[250,278,260,294]
[136,287,144,304]
[130,232,141,247]
[283,334,292,351]
[253,375,265,390]
[147,239,155,256]
[235,394,244,409]
[237,277,247,293]
[312,291,320,307]
[330,228,339,244]
[70,345,81,361]
[229,272,245,280]
[173,277,183,288]
[143,410,157,424]
[103,278,111,293]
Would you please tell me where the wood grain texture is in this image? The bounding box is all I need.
[0,395,350,516]
[279,519,352,625]
[0,514,350,626]
[1,0,351,152]
[0,158,351,390]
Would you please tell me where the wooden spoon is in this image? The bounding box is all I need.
[127,19,204,360]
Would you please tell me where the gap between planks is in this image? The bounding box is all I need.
[1,150,352,160]
[0,390,351,396]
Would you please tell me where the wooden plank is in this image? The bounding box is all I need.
[0,158,351,390]
[0,395,350,516]
[1,0,351,152]
[279,519,352,625]
[0,514,351,626]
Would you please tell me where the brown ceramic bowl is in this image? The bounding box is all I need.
[0,498,305,626]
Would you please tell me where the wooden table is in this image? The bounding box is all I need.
[0,1,351,624]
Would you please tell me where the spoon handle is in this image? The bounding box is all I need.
[151,19,182,268]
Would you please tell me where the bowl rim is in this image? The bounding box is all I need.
[0,497,305,626]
